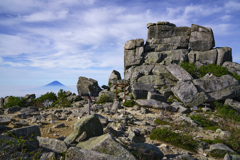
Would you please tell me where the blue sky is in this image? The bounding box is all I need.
[0,0,240,98]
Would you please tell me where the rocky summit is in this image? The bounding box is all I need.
[1,21,240,160]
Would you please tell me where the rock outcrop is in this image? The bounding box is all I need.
[124,21,232,90]
[76,76,102,96]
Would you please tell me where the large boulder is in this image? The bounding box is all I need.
[145,36,189,52]
[129,64,155,84]
[65,147,126,160]
[4,106,21,114]
[166,63,193,81]
[37,136,68,153]
[64,114,103,145]
[137,75,165,86]
[76,133,136,160]
[159,49,188,65]
[0,117,11,125]
[193,74,240,101]
[132,82,155,99]
[77,76,102,96]
[145,52,162,63]
[2,125,41,139]
[189,24,215,51]
[108,70,122,88]
[171,81,208,106]
[223,61,240,76]
[147,21,191,40]
[124,39,144,71]
[209,143,236,158]
[188,49,217,65]
[24,94,36,106]
[136,99,170,110]
[224,99,240,113]
[216,47,232,66]
[131,143,164,160]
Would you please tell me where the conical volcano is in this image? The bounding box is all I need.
[43,81,66,87]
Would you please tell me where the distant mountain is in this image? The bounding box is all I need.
[20,81,77,98]
[43,81,66,87]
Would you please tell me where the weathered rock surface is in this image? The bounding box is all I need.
[4,106,21,114]
[171,81,208,106]
[76,133,136,160]
[124,39,144,70]
[189,49,217,65]
[3,125,41,139]
[108,70,122,89]
[131,143,164,160]
[166,63,193,81]
[209,143,236,158]
[216,47,232,66]
[66,147,126,160]
[136,99,170,110]
[147,91,167,102]
[193,74,240,101]
[77,76,102,96]
[0,117,11,125]
[223,61,240,75]
[24,94,36,106]
[64,114,103,145]
[132,82,155,99]
[224,98,240,113]
[224,154,240,160]
[37,136,68,153]
[189,24,215,51]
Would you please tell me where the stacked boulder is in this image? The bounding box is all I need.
[123,21,240,107]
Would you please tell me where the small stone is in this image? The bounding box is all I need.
[48,128,52,133]
[53,123,65,128]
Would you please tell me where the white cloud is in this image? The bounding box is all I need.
[23,10,69,22]
[206,23,233,35]
[221,15,232,21]
[225,1,240,12]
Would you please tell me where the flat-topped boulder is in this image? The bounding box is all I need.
[190,24,215,51]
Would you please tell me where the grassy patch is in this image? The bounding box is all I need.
[200,138,223,145]
[96,94,113,104]
[150,127,198,152]
[189,113,218,130]
[214,101,240,122]
[154,119,169,125]
[123,100,136,107]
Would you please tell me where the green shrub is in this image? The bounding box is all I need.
[200,138,223,144]
[189,114,218,130]
[154,119,169,125]
[199,64,229,77]
[150,127,198,152]
[96,94,113,104]
[36,92,57,103]
[123,100,136,107]
[180,61,198,78]
[232,72,240,82]
[214,101,240,122]
[58,89,66,99]
[3,96,26,108]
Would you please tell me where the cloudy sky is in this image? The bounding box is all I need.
[0,0,240,98]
